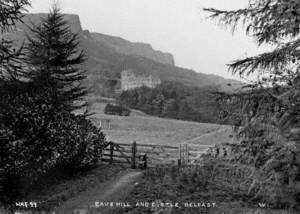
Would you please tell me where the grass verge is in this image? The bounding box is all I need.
[109,162,296,214]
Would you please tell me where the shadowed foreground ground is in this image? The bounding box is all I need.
[53,170,142,214]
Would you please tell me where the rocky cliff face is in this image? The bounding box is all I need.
[4,14,82,46]
[16,13,82,33]
[91,33,175,65]
[16,14,174,65]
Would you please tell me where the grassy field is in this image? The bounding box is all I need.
[88,101,236,164]
[89,102,235,147]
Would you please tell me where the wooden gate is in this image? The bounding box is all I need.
[101,141,214,167]
[102,141,137,168]
[101,141,178,167]
[178,143,215,165]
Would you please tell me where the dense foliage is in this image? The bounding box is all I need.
[118,82,220,123]
[0,82,105,205]
[205,0,300,209]
[112,163,287,214]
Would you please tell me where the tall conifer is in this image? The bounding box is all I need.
[25,6,87,112]
[205,0,300,208]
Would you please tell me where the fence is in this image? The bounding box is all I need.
[101,141,214,168]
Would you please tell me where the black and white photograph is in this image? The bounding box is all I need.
[0,0,299,213]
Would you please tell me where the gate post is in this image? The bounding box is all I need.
[186,144,189,164]
[178,144,189,166]
[131,141,137,169]
[110,142,114,164]
[144,154,147,169]
[178,144,182,166]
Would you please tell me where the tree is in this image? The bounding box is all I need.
[152,93,165,115]
[205,0,300,208]
[0,0,30,81]
[118,81,221,123]
[25,6,87,112]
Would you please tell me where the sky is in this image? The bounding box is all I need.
[27,0,266,80]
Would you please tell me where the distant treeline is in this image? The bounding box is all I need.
[118,82,221,123]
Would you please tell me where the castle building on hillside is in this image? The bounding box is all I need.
[121,70,161,91]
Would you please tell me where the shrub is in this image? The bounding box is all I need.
[53,113,105,169]
[204,142,300,209]
[0,82,105,206]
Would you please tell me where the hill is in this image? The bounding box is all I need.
[90,32,175,65]
[5,13,243,97]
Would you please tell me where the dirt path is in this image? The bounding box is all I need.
[183,127,235,146]
[53,170,142,214]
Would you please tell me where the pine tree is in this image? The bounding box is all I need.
[205,0,300,151]
[204,0,300,208]
[25,6,87,112]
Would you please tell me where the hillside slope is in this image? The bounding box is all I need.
[7,13,243,97]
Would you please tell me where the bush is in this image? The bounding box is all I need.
[52,113,105,169]
[0,82,105,206]
[112,164,249,214]
[204,142,300,210]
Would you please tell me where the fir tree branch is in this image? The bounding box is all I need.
[228,38,300,76]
